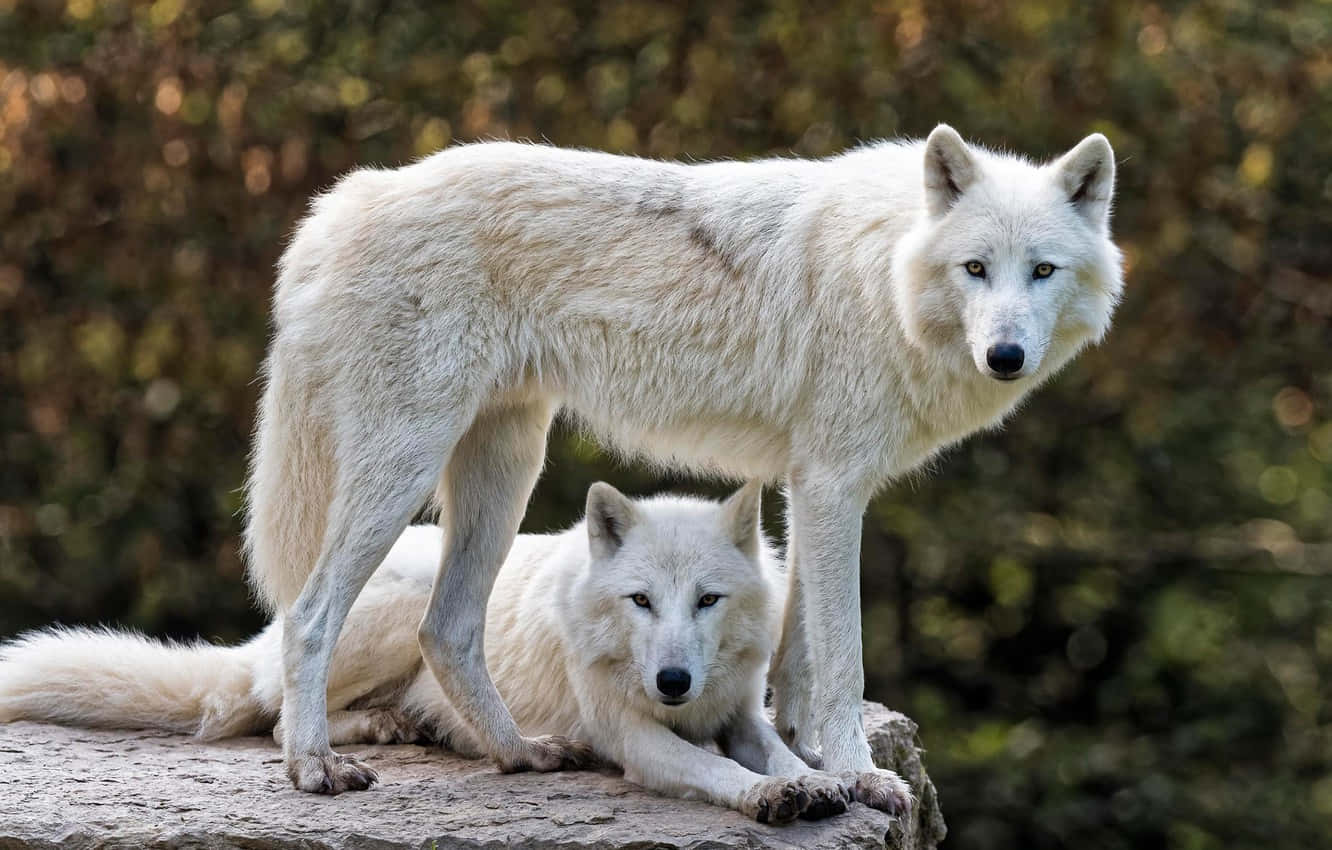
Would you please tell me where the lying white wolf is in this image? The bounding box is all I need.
[246,124,1123,801]
[0,485,888,822]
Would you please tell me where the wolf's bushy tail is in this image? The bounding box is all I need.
[243,351,336,611]
[0,626,271,739]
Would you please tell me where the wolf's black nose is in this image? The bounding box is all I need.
[656,668,692,698]
[986,343,1025,377]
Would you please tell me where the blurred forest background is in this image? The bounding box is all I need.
[1,1,1329,847]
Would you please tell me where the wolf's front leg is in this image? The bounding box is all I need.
[770,546,822,768]
[616,719,839,824]
[719,709,853,820]
[786,472,912,816]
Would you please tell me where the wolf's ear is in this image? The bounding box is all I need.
[720,481,762,558]
[1055,133,1116,227]
[586,482,638,559]
[923,124,978,217]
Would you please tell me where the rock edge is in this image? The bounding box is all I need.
[0,701,945,850]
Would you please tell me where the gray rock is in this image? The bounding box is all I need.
[0,701,945,849]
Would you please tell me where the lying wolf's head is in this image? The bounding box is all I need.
[892,125,1125,383]
[566,482,777,719]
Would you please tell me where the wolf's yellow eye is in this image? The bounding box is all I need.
[964,261,986,278]
[698,594,721,608]
[1033,262,1055,279]
[630,593,651,609]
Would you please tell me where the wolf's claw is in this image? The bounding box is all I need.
[794,771,853,820]
[743,777,810,824]
[288,752,379,794]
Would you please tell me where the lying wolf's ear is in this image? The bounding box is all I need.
[586,482,638,558]
[1055,133,1116,227]
[720,481,762,558]
[923,124,978,217]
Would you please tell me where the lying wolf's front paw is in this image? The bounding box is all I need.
[843,768,912,816]
[741,777,810,825]
[794,771,854,820]
[496,735,598,773]
[288,752,379,795]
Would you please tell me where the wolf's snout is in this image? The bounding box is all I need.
[986,343,1025,379]
[655,668,692,700]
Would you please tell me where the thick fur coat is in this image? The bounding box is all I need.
[242,125,1122,800]
[0,487,885,822]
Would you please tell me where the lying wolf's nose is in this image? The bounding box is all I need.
[656,668,692,698]
[986,343,1025,377]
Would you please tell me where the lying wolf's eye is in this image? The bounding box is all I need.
[630,593,651,609]
[697,594,721,609]
[964,260,986,278]
[1033,262,1055,279]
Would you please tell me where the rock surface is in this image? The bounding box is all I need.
[0,701,945,850]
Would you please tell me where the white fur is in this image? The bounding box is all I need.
[0,489,880,822]
[242,126,1122,794]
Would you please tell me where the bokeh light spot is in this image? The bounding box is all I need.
[1272,387,1313,429]
[1138,24,1168,56]
[155,78,182,115]
[413,117,451,157]
[65,0,95,21]
[1239,143,1273,187]
[1067,626,1108,671]
[162,138,189,167]
[1258,466,1299,504]
[338,77,371,108]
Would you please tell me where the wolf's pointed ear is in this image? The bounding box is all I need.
[586,482,638,559]
[923,124,978,217]
[720,481,762,558]
[1055,133,1116,227]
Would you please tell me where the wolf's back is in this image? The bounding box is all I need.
[0,626,273,739]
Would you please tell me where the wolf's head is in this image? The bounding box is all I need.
[891,125,1124,383]
[566,482,776,717]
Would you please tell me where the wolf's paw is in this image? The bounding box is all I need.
[842,768,913,816]
[740,777,810,825]
[288,752,379,795]
[364,708,420,744]
[496,735,598,773]
[794,771,853,820]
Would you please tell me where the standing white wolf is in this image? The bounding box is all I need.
[0,485,873,823]
[246,124,1123,803]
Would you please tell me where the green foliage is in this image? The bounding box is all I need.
[1,1,1329,847]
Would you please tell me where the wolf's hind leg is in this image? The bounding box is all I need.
[326,709,421,746]
[396,665,485,757]
[274,708,421,748]
[418,399,592,772]
[281,409,470,794]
